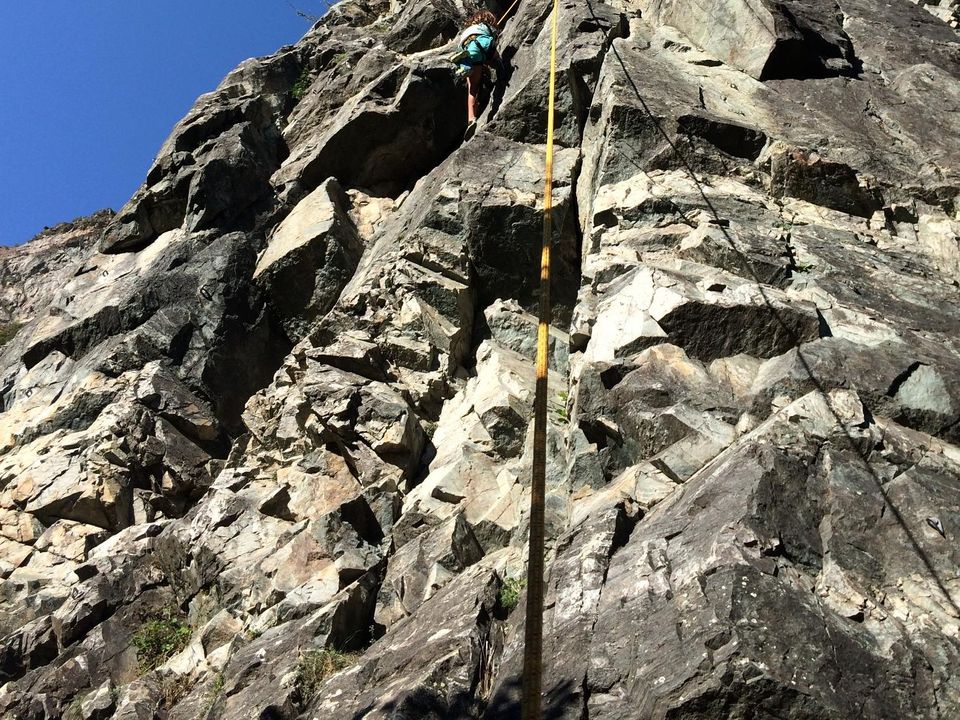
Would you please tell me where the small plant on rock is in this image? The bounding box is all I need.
[199,673,226,717]
[499,576,527,612]
[774,217,794,235]
[65,693,86,720]
[291,66,314,101]
[131,613,191,673]
[296,648,354,703]
[159,673,195,710]
[552,391,570,424]
[0,321,22,348]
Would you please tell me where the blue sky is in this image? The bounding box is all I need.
[0,2,327,246]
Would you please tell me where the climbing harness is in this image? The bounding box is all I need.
[521,0,560,716]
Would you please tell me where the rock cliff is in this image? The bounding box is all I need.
[1,0,959,718]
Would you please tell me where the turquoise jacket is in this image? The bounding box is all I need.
[457,23,497,72]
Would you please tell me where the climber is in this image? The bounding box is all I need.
[449,10,501,140]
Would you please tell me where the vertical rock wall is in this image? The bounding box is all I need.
[0,0,958,718]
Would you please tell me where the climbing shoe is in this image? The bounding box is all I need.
[464,120,478,141]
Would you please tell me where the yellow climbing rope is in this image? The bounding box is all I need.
[521,0,560,716]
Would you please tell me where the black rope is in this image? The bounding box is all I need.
[582,0,960,618]
[284,0,322,23]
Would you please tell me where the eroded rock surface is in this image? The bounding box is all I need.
[1,0,959,718]
[0,211,113,343]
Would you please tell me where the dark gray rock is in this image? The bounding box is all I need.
[375,511,484,629]
[487,506,637,720]
[307,562,504,719]
[101,46,302,253]
[771,148,883,217]
[486,0,628,147]
[384,0,462,54]
[514,392,960,719]
[208,569,381,720]
[277,60,466,200]
[254,177,365,343]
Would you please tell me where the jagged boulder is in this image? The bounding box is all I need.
[253,177,365,342]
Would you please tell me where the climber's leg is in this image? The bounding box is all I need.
[466,65,484,123]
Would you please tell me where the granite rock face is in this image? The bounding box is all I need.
[1,0,959,718]
[0,212,113,333]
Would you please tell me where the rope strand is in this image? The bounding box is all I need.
[520,0,560,716]
[498,0,524,25]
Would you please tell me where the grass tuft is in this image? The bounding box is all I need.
[296,648,355,703]
[552,390,570,424]
[131,613,191,673]
[159,673,195,710]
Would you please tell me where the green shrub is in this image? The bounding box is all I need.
[65,693,86,720]
[499,576,526,612]
[291,67,314,101]
[131,614,191,673]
